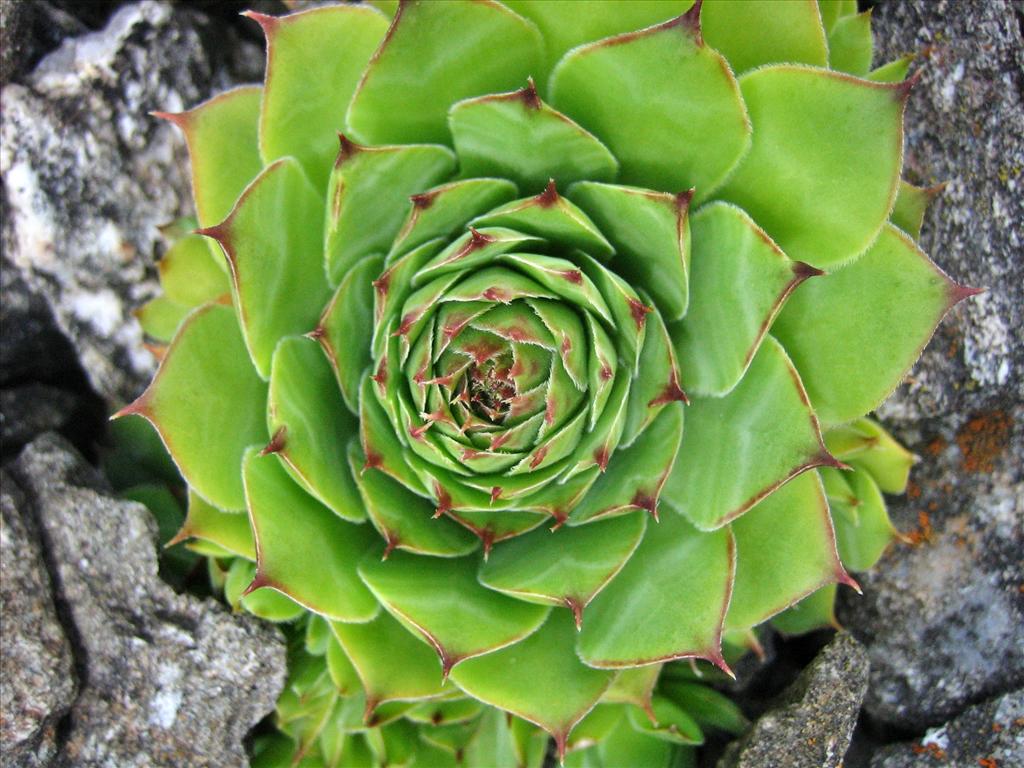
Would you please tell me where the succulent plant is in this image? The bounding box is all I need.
[116,0,978,765]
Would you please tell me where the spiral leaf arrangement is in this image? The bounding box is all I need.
[120,1,977,765]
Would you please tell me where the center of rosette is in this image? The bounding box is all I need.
[465,354,516,423]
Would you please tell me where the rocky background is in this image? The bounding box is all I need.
[0,1,1020,767]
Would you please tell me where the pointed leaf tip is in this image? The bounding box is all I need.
[240,9,276,31]
[792,261,826,280]
[193,223,229,243]
[259,426,287,457]
[678,0,704,44]
[536,179,560,207]
[949,283,986,305]
[150,110,187,128]
[334,132,363,166]
[240,572,272,598]
[675,188,696,211]
[518,76,541,110]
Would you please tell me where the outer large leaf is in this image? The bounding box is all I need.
[701,0,828,74]
[247,5,389,190]
[267,336,364,522]
[451,611,614,758]
[550,8,751,200]
[773,224,975,426]
[243,448,379,622]
[116,304,267,511]
[665,335,838,531]
[577,509,734,670]
[199,158,330,379]
[317,254,383,415]
[449,83,617,190]
[154,86,263,227]
[725,472,852,632]
[718,65,906,268]
[502,0,687,90]
[478,512,646,626]
[170,488,255,560]
[347,0,543,145]
[331,611,447,714]
[671,202,820,396]
[824,467,899,571]
[828,10,873,76]
[358,551,550,676]
[825,417,915,494]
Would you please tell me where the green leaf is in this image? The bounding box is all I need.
[868,54,915,84]
[550,9,751,201]
[701,0,828,74]
[407,698,484,726]
[462,708,520,768]
[570,403,683,525]
[451,611,614,758]
[825,467,899,571]
[577,509,734,669]
[828,10,873,76]
[316,254,383,415]
[818,0,859,33]
[331,611,447,711]
[449,82,617,190]
[347,442,479,559]
[601,666,661,714]
[772,223,972,426]
[347,0,543,145]
[567,182,690,320]
[387,178,518,262]
[478,511,646,624]
[358,550,550,675]
[156,86,263,227]
[725,472,851,632]
[659,680,748,736]
[134,296,189,343]
[326,632,361,696]
[671,202,820,396]
[243,447,379,622]
[598,713,672,768]
[247,5,389,190]
[157,232,230,308]
[771,584,838,635]
[718,65,906,268]
[170,488,255,560]
[324,139,455,285]
[665,335,836,531]
[502,0,688,90]
[117,304,267,511]
[226,557,306,622]
[825,418,915,494]
[267,336,365,522]
[890,179,942,241]
[622,307,686,446]
[471,190,614,261]
[628,695,703,746]
[200,158,330,379]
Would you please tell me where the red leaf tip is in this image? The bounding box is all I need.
[334,133,362,167]
[260,426,287,456]
[675,0,703,44]
[792,261,826,281]
[518,76,541,110]
[949,283,985,306]
[240,10,277,32]
[194,223,229,243]
[675,188,696,212]
[564,597,584,631]
[150,110,187,128]
[536,179,559,208]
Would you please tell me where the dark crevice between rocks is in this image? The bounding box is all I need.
[5,468,89,763]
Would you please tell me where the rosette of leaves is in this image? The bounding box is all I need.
[118,1,978,765]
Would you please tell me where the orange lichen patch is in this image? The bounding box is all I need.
[925,436,947,457]
[956,410,1013,473]
[905,510,934,547]
[907,480,922,500]
[978,758,998,768]
[911,742,947,760]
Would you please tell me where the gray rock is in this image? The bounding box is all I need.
[0,468,77,767]
[718,633,869,768]
[870,690,1024,768]
[0,1,261,405]
[837,0,1024,733]
[7,434,287,767]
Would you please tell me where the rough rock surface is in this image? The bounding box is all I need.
[837,0,1024,733]
[717,633,869,768]
[0,468,77,767]
[0,1,262,405]
[6,434,287,767]
[870,690,1024,768]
